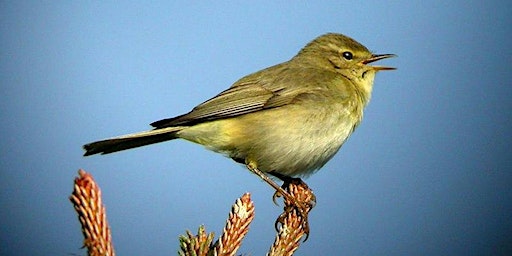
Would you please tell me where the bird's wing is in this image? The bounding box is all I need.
[151,65,341,129]
[151,67,315,128]
[151,81,291,128]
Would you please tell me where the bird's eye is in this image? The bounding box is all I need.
[342,51,353,60]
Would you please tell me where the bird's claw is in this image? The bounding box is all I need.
[272,177,317,241]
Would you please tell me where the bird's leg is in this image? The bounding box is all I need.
[267,172,316,206]
[245,162,316,239]
[245,162,294,205]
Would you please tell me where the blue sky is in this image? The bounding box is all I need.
[1,1,511,255]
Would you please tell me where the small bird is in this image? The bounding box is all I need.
[84,33,395,219]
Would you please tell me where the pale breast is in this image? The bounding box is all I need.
[223,101,362,177]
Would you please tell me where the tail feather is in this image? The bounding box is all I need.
[83,127,182,156]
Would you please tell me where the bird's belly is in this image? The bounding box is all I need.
[221,106,360,177]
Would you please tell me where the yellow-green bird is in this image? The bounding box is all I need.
[84,33,395,193]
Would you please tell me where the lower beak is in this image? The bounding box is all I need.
[362,54,396,71]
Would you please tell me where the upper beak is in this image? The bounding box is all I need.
[361,54,397,71]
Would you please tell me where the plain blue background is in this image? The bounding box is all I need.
[1,1,511,255]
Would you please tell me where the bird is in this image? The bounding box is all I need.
[83,33,395,233]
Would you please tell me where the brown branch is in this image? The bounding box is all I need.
[214,193,255,256]
[70,169,115,256]
[69,168,315,255]
[268,179,316,256]
[179,193,255,256]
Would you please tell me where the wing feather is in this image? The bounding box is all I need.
[151,65,341,128]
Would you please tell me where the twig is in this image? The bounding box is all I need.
[178,225,215,256]
[69,168,315,256]
[214,193,255,256]
[70,169,115,256]
[268,180,315,256]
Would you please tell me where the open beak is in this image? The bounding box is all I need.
[362,54,396,71]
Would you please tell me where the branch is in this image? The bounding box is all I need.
[70,169,115,256]
[69,169,316,256]
[268,179,315,256]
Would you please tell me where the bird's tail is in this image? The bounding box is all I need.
[83,127,183,156]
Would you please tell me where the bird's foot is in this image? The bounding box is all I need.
[273,177,316,241]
